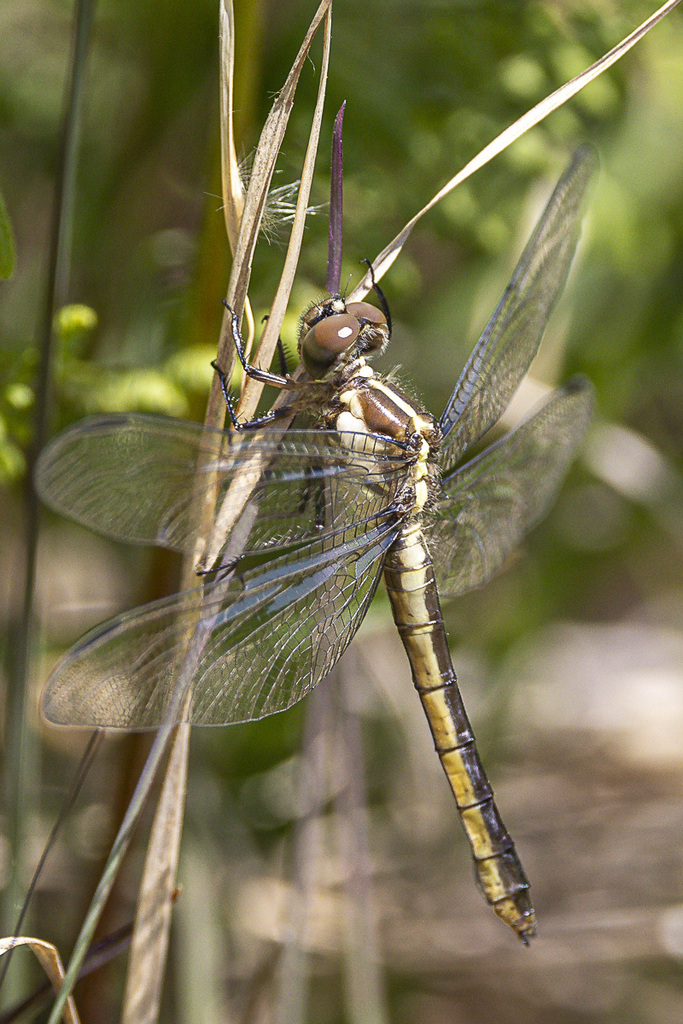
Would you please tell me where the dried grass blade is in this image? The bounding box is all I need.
[193,0,330,561]
[0,937,80,1024]
[115,581,232,1024]
[348,0,681,302]
[120,725,190,1024]
[219,0,244,252]
[219,0,255,360]
[198,1,331,567]
[238,6,332,423]
[207,0,332,433]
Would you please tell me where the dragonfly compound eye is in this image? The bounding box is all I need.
[345,301,389,354]
[300,312,361,377]
[345,302,386,327]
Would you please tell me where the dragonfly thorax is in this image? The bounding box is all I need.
[298,296,441,512]
[320,361,442,516]
[298,295,389,379]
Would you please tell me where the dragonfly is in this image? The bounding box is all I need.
[36,146,596,944]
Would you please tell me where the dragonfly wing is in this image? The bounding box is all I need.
[41,513,399,729]
[438,146,597,473]
[35,414,407,561]
[429,378,592,599]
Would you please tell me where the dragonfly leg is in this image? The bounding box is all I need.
[361,258,392,339]
[211,360,292,431]
[223,301,294,388]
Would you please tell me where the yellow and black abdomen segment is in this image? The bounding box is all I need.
[383,522,536,944]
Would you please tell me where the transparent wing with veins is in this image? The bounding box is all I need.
[429,378,593,599]
[40,509,400,729]
[35,413,409,566]
[36,413,406,729]
[438,146,597,472]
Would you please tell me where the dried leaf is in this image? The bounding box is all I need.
[348,0,682,302]
[0,936,81,1024]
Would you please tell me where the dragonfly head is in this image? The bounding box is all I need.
[298,296,389,379]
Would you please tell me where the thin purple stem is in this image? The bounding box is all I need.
[326,101,345,296]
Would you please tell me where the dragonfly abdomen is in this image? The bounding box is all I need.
[383,522,536,944]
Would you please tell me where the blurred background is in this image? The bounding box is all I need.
[1,0,682,1021]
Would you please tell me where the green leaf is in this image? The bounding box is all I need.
[0,189,15,279]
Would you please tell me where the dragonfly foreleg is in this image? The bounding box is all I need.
[211,359,292,431]
[223,302,297,390]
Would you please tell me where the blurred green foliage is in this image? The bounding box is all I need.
[0,188,15,280]
[1,1,682,1022]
